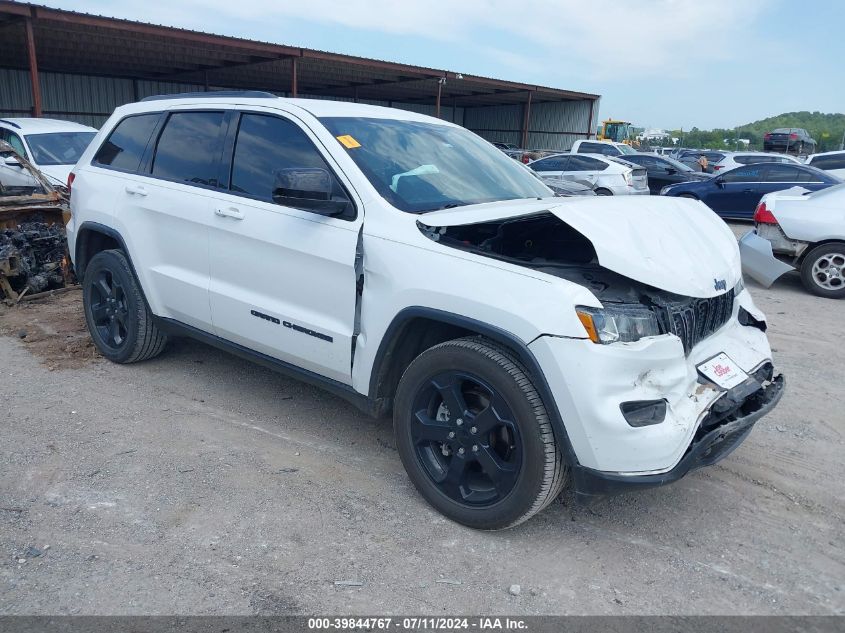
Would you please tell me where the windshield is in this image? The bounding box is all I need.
[319,117,550,212]
[604,122,630,143]
[25,132,96,166]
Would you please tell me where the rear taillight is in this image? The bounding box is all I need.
[67,171,75,199]
[764,133,771,139]
[789,133,798,139]
[713,165,724,171]
[521,154,530,164]
[754,201,778,225]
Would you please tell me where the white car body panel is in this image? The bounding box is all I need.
[762,184,845,243]
[67,95,777,478]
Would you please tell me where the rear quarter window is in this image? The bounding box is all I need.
[93,114,159,172]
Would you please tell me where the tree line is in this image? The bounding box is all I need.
[654,111,845,152]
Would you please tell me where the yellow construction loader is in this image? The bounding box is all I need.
[597,119,638,147]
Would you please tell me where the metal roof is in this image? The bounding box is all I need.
[0,1,599,109]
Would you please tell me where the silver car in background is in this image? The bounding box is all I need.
[740,183,845,298]
[528,153,649,196]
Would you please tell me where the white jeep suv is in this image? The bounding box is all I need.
[66,92,784,529]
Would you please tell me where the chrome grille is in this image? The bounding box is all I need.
[661,289,734,354]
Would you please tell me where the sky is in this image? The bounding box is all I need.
[42,0,845,130]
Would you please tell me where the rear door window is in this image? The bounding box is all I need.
[530,156,570,172]
[94,114,159,172]
[721,166,765,182]
[151,111,225,186]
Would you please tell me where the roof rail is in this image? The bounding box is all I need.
[0,119,22,129]
[140,90,278,102]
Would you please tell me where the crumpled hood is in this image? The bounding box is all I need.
[420,196,740,298]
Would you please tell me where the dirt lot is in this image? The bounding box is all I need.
[0,228,843,615]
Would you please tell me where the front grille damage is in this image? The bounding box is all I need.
[655,290,735,355]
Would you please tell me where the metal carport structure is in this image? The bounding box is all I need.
[0,1,599,150]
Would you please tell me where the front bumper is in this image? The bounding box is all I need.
[529,290,778,477]
[739,230,795,287]
[571,372,784,499]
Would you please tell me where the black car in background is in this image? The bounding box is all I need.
[623,153,711,194]
[763,128,816,154]
[676,150,726,173]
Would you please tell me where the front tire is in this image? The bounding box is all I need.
[393,337,567,530]
[800,243,845,299]
[83,249,168,363]
[595,188,612,196]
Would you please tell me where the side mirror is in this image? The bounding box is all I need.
[272,168,349,216]
[714,176,725,187]
[3,155,22,167]
[665,167,677,174]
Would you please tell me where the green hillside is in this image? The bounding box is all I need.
[667,111,845,152]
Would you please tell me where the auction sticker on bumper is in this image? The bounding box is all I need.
[697,353,749,390]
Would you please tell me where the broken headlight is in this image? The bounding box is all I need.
[576,305,662,344]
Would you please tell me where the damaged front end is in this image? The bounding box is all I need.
[419,210,739,353]
[418,198,782,482]
[0,140,72,303]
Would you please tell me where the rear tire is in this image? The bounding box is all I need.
[393,337,567,530]
[83,249,168,363]
[595,188,612,196]
[800,243,845,299]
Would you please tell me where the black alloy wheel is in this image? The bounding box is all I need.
[87,268,129,351]
[410,370,522,507]
[394,337,567,530]
[82,249,167,363]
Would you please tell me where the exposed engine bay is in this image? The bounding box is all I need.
[419,212,743,353]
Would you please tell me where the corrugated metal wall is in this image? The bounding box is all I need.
[0,68,211,127]
[464,99,597,151]
[1,68,590,148]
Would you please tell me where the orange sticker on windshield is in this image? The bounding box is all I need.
[336,135,361,149]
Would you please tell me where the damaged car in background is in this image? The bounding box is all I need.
[740,183,845,298]
[0,140,73,303]
[67,94,784,529]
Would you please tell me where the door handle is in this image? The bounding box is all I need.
[215,206,244,220]
[742,188,753,193]
[124,184,147,196]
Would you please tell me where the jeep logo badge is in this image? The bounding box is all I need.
[714,278,727,291]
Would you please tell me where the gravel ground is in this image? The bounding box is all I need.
[0,223,843,615]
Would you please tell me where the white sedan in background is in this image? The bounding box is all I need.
[528,153,649,195]
[740,183,845,298]
[804,150,845,179]
[712,152,801,173]
[0,117,97,185]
